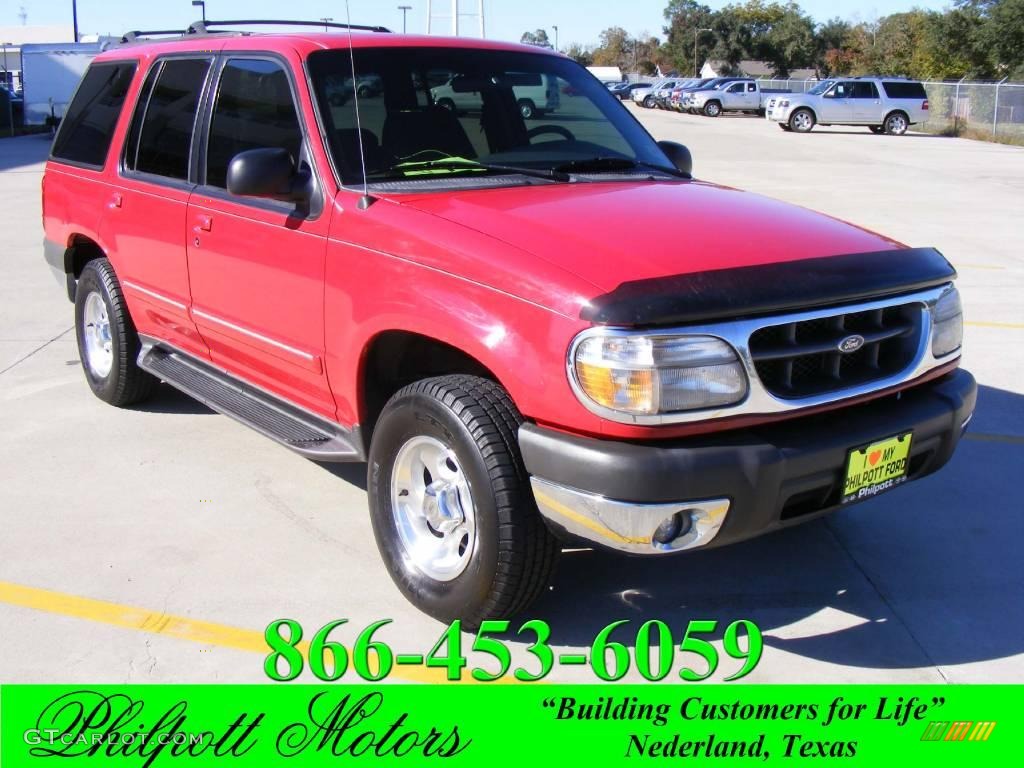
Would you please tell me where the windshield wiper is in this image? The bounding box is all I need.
[385,157,569,182]
[551,156,686,178]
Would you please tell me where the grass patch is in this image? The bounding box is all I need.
[919,121,1024,147]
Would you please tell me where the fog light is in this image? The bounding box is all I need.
[652,511,692,546]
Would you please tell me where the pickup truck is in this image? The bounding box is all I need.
[687,79,790,116]
[43,21,975,626]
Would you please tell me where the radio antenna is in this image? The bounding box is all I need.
[345,0,374,209]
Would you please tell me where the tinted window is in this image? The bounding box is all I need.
[206,59,302,189]
[851,82,879,99]
[128,58,211,180]
[309,47,670,186]
[882,81,927,100]
[52,62,137,167]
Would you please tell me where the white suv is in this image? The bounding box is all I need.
[766,78,929,135]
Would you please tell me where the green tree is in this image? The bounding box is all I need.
[520,29,552,48]
[564,43,594,66]
[663,0,715,75]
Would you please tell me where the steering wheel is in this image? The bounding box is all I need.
[527,125,576,143]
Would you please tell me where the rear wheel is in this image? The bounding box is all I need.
[518,99,536,120]
[436,97,456,112]
[643,95,655,109]
[368,375,559,628]
[789,108,815,133]
[74,258,159,407]
[884,111,909,135]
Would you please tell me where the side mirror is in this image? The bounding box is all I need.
[226,148,310,203]
[657,140,693,177]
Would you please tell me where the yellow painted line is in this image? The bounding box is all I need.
[966,320,1024,330]
[0,581,486,685]
[964,432,1024,446]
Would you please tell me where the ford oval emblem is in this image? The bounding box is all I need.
[839,334,866,354]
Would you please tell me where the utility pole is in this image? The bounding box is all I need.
[694,27,712,78]
[72,0,80,42]
[552,25,558,52]
[192,1,207,23]
[398,5,411,34]
[319,17,333,32]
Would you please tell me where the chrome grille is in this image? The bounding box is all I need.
[749,304,922,398]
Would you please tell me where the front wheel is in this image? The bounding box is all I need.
[789,108,815,133]
[643,95,655,109]
[779,123,792,131]
[74,258,159,406]
[703,101,722,117]
[869,125,884,134]
[368,375,559,628]
[518,99,536,120]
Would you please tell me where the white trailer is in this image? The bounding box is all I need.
[20,41,116,126]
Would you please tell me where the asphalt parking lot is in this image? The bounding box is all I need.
[1,108,1022,685]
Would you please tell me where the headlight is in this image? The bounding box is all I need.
[931,285,963,357]
[571,333,748,417]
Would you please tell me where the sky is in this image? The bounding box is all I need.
[5,0,954,47]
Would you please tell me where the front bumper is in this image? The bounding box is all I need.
[521,369,976,555]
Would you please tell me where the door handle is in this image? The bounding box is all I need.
[109,193,123,209]
[194,215,212,233]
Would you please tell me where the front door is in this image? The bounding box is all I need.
[186,56,334,419]
[818,81,855,123]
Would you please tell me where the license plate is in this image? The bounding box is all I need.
[842,432,913,504]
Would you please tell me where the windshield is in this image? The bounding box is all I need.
[308,47,673,186]
[807,80,836,96]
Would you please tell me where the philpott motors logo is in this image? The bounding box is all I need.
[921,721,997,742]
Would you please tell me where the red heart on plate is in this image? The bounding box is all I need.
[868,450,882,466]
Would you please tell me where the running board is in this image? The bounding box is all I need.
[138,340,363,463]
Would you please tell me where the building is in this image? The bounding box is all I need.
[700,59,818,81]
[1,25,76,90]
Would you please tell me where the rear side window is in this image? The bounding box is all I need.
[205,58,302,189]
[51,62,137,167]
[851,82,879,99]
[125,58,212,180]
[882,81,927,100]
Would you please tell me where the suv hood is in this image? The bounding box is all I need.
[389,180,903,307]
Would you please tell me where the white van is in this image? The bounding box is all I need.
[432,72,561,119]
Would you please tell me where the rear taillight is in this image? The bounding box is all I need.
[922,99,929,110]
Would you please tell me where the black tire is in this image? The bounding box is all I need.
[74,258,159,407]
[869,125,884,134]
[779,123,792,131]
[703,100,722,117]
[789,108,816,133]
[643,95,655,109]
[884,111,909,136]
[518,99,536,120]
[436,97,456,112]
[368,375,559,628]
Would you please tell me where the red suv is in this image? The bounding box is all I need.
[43,21,975,626]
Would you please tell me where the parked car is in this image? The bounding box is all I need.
[632,78,684,108]
[651,79,687,109]
[433,70,560,119]
[766,77,929,134]
[608,81,649,100]
[679,77,743,112]
[688,79,791,117]
[323,73,384,105]
[667,78,707,110]
[44,23,973,626]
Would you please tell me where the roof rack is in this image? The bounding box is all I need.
[186,19,392,35]
[121,29,190,44]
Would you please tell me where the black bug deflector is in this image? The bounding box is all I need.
[581,247,957,327]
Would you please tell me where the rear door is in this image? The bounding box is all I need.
[111,56,214,360]
[850,81,883,122]
[185,55,334,419]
